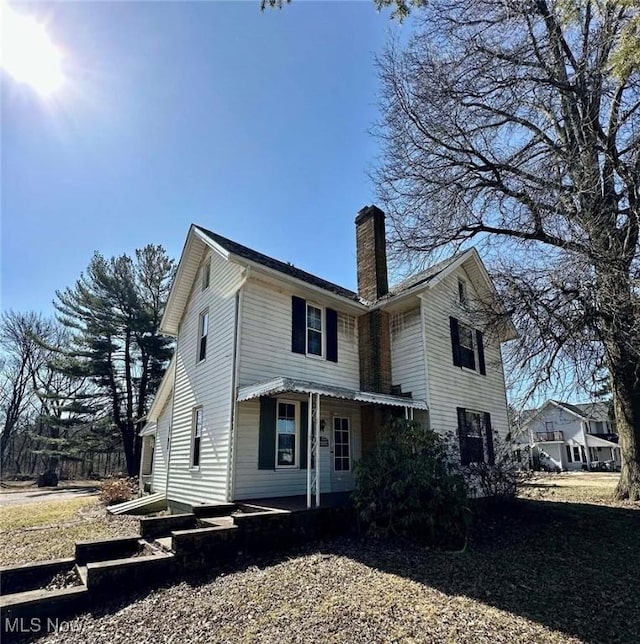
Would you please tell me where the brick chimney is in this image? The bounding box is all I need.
[355,204,392,399]
[355,205,389,303]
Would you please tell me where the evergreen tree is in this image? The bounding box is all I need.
[53,245,175,476]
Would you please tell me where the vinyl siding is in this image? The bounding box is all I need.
[237,279,360,389]
[166,249,244,506]
[151,398,171,493]
[422,268,510,446]
[390,306,427,402]
[233,398,362,500]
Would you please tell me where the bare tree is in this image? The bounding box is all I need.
[0,312,54,469]
[373,1,640,498]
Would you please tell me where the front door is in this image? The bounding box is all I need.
[330,416,352,492]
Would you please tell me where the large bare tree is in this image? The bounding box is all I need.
[373,1,640,498]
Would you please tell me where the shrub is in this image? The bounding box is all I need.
[462,434,531,501]
[99,477,138,505]
[352,419,469,548]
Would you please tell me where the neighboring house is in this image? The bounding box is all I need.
[517,400,620,471]
[140,205,516,512]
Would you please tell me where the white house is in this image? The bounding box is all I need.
[140,205,516,512]
[517,400,620,471]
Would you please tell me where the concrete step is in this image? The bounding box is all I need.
[153,537,173,553]
[75,564,88,586]
[107,492,166,515]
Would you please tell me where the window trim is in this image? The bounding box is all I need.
[305,302,325,359]
[458,322,476,371]
[197,309,209,363]
[333,416,351,472]
[202,258,211,291]
[275,399,300,469]
[191,407,203,470]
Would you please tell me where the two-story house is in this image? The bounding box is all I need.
[517,399,620,471]
[139,205,516,512]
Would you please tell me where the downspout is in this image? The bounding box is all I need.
[226,269,248,503]
[307,393,312,509]
[165,335,180,505]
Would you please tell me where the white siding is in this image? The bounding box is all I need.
[151,398,171,493]
[167,249,244,506]
[422,268,510,446]
[237,279,360,389]
[233,398,362,500]
[390,306,427,402]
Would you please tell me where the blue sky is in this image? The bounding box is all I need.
[2,1,403,314]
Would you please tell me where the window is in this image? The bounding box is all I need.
[291,296,338,362]
[566,445,572,462]
[202,259,211,291]
[572,446,582,462]
[458,278,467,305]
[458,323,476,370]
[545,421,555,431]
[142,435,155,475]
[306,304,323,356]
[333,417,350,471]
[458,409,485,465]
[450,317,486,375]
[595,421,604,433]
[192,407,203,468]
[198,310,209,362]
[276,401,298,467]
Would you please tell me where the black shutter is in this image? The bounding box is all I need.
[300,401,308,469]
[258,397,277,470]
[450,317,462,367]
[476,330,486,375]
[291,296,306,354]
[456,407,468,465]
[484,412,494,465]
[326,308,338,362]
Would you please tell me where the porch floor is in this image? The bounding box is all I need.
[240,491,352,512]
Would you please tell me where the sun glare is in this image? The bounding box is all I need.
[1,2,64,96]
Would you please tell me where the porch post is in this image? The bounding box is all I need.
[307,393,312,509]
[404,407,409,420]
[315,393,321,508]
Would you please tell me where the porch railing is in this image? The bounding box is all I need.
[535,431,564,442]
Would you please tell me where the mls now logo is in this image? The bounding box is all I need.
[4,617,83,634]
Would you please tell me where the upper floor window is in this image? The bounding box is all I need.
[594,421,604,433]
[291,296,338,362]
[198,310,209,362]
[191,407,203,468]
[450,316,486,375]
[458,278,467,305]
[545,421,555,431]
[202,259,211,291]
[306,304,323,356]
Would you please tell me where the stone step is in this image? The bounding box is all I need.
[153,537,173,552]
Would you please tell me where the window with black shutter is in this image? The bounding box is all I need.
[457,407,487,465]
[450,317,486,375]
[291,296,338,362]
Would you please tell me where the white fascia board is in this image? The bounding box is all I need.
[147,355,175,422]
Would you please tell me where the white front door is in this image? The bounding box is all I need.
[330,416,352,492]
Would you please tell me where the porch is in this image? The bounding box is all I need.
[233,376,428,508]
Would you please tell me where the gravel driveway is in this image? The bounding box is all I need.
[0,485,99,507]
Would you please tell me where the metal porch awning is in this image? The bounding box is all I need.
[236,376,428,410]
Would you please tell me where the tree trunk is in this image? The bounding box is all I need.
[612,361,640,500]
[121,422,139,477]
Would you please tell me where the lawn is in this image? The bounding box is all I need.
[14,473,637,644]
[0,493,139,567]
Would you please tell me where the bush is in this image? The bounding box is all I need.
[99,477,138,505]
[352,419,469,548]
[462,434,530,501]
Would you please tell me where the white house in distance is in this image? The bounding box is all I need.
[515,400,620,471]
[139,205,516,512]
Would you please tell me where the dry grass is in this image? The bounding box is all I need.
[22,475,640,644]
[0,497,138,567]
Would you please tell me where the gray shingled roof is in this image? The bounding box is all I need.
[387,253,463,297]
[574,401,612,421]
[553,400,590,419]
[195,225,360,302]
